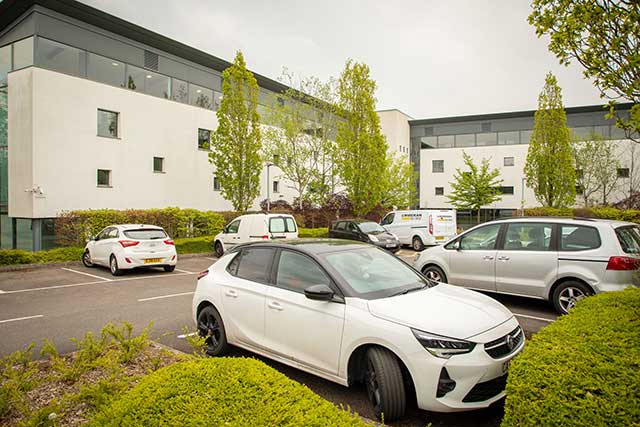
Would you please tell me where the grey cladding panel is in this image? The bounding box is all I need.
[0,14,35,46]
[188,65,220,91]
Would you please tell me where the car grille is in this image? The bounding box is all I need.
[462,374,507,403]
[484,326,523,359]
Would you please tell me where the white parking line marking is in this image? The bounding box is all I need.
[0,290,5,294]
[174,268,195,274]
[513,313,555,323]
[203,257,217,261]
[137,292,194,302]
[177,332,197,339]
[0,314,44,324]
[61,267,112,281]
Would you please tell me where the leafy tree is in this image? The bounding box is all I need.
[335,60,388,217]
[528,0,640,142]
[380,155,417,209]
[209,51,262,213]
[573,131,620,206]
[524,72,576,208]
[447,152,503,223]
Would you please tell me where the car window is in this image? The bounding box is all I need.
[615,226,640,254]
[347,222,358,232]
[335,222,346,231]
[234,248,275,284]
[107,228,119,239]
[123,229,167,240]
[381,213,395,225]
[276,250,330,293]
[227,252,241,275]
[285,217,297,232]
[227,220,240,234]
[458,224,501,250]
[96,228,110,240]
[560,225,601,251]
[270,217,286,233]
[504,223,552,251]
[359,222,386,234]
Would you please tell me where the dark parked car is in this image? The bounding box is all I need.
[329,219,400,252]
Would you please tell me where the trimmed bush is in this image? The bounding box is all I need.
[298,227,329,238]
[174,236,214,255]
[502,288,640,427]
[524,206,640,223]
[88,357,367,427]
[0,247,84,266]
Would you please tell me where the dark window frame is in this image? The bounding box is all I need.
[198,128,211,150]
[435,187,444,196]
[97,109,119,139]
[617,168,630,178]
[97,169,112,187]
[432,159,444,173]
[272,249,333,294]
[153,156,165,173]
[498,222,556,252]
[558,224,601,252]
[231,247,277,285]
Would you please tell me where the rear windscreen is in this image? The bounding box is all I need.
[123,229,167,240]
[615,226,640,254]
[269,217,297,233]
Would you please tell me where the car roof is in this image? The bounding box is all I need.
[232,238,370,255]
[114,224,164,230]
[333,219,377,224]
[481,217,636,227]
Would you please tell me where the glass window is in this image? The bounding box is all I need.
[125,64,145,92]
[504,223,552,251]
[476,132,497,146]
[458,224,501,250]
[437,135,454,148]
[1,214,12,249]
[213,91,223,110]
[499,186,515,195]
[432,160,444,173]
[520,130,533,144]
[0,45,10,86]
[268,217,296,233]
[37,38,83,76]
[189,83,213,109]
[498,131,519,145]
[381,213,395,225]
[144,70,170,98]
[435,187,444,196]
[617,168,630,178]
[594,125,610,139]
[123,229,167,240]
[285,217,297,232]
[198,128,211,150]
[97,109,118,138]
[420,136,437,148]
[570,127,594,140]
[226,220,240,234]
[87,52,124,87]
[97,169,111,187]
[171,78,188,103]
[615,226,640,254]
[611,125,626,140]
[236,248,275,284]
[277,250,330,293]
[213,176,221,191]
[16,219,33,251]
[0,87,7,147]
[359,222,386,233]
[455,134,475,147]
[272,180,279,193]
[560,225,600,251]
[504,157,514,167]
[13,37,33,70]
[153,157,164,173]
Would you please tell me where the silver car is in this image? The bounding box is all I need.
[414,217,640,314]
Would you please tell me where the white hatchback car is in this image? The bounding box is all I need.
[82,224,177,276]
[193,240,524,420]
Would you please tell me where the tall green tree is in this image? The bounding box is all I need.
[380,155,417,209]
[573,131,620,206]
[528,0,640,142]
[525,72,576,208]
[335,60,388,217]
[447,152,503,223]
[209,51,262,213]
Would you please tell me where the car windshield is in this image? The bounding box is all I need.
[615,226,640,254]
[323,247,431,299]
[123,229,167,240]
[358,222,386,234]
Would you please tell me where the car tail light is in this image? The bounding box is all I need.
[429,215,433,235]
[260,235,270,239]
[197,270,209,280]
[164,239,175,245]
[118,240,139,248]
[606,256,639,271]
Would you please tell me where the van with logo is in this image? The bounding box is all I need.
[213,213,298,257]
[381,210,457,250]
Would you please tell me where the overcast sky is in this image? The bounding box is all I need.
[81,0,604,119]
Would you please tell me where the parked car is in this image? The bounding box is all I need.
[193,240,524,420]
[381,209,457,250]
[329,219,400,252]
[213,213,298,257]
[82,224,177,276]
[414,217,640,314]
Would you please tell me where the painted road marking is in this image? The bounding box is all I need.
[61,267,112,281]
[0,290,5,294]
[203,257,217,261]
[513,313,555,323]
[174,268,195,274]
[137,291,194,302]
[0,314,44,324]
[177,332,198,339]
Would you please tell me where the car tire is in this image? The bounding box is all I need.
[109,255,123,276]
[412,236,424,251]
[82,250,94,268]
[197,305,230,357]
[552,280,592,314]
[214,241,224,258]
[422,265,447,283]
[163,265,176,273]
[365,347,406,421]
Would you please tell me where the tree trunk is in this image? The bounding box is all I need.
[477,208,481,224]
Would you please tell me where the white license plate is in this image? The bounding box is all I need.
[386,244,397,248]
[501,360,510,375]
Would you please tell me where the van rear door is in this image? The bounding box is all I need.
[431,211,457,243]
[269,216,298,240]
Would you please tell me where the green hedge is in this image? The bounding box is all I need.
[524,206,640,223]
[502,288,640,427]
[298,227,329,238]
[88,357,367,427]
[0,247,85,266]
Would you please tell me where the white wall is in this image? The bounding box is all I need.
[378,109,411,162]
[8,67,297,219]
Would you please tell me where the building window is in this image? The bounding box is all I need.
[37,37,84,77]
[476,132,497,146]
[424,127,434,137]
[273,181,279,193]
[0,45,11,86]
[504,157,514,167]
[153,157,164,173]
[481,122,492,132]
[171,78,189,103]
[125,65,170,98]
[435,187,444,196]
[189,83,213,109]
[618,168,630,178]
[198,128,211,150]
[455,134,475,147]
[576,185,584,195]
[87,52,125,87]
[432,160,444,173]
[213,176,221,191]
[97,109,119,138]
[498,186,514,195]
[97,169,111,187]
[498,131,520,145]
[437,135,454,148]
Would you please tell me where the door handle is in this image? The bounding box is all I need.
[267,301,284,311]
[483,255,494,260]
[225,290,238,298]
[498,256,510,261]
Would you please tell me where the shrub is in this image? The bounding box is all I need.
[174,236,214,255]
[502,288,640,427]
[298,227,329,238]
[0,247,84,266]
[88,357,368,427]
[524,206,640,223]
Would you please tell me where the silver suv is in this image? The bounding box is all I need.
[414,217,640,314]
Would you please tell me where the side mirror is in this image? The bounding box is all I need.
[223,226,228,234]
[90,235,97,241]
[304,284,334,302]
[453,241,461,251]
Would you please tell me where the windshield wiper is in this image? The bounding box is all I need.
[389,283,428,298]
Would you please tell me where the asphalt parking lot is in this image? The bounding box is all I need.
[0,249,558,427]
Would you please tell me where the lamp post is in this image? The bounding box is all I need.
[266,163,274,212]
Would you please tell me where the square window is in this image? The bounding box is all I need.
[504,157,514,167]
[435,187,444,196]
[618,168,630,178]
[273,181,279,193]
[153,157,164,173]
[198,128,211,150]
[213,176,221,191]
[432,160,444,173]
[97,109,119,138]
[498,186,514,195]
[97,169,111,187]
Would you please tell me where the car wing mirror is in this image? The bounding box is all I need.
[453,241,461,251]
[304,284,335,302]
[90,235,97,241]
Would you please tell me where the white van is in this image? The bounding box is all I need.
[380,210,457,250]
[213,213,299,257]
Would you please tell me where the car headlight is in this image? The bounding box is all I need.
[391,233,399,240]
[368,234,379,242]
[411,329,475,358]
